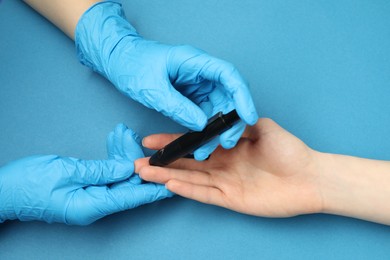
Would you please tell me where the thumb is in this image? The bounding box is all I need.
[108,182,174,211]
[71,182,174,224]
[242,118,284,142]
[69,158,133,185]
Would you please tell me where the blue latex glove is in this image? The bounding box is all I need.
[0,124,172,225]
[75,2,259,160]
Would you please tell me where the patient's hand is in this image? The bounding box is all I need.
[135,118,323,218]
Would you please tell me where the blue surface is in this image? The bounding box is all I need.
[1,0,390,259]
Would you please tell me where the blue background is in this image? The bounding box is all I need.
[1,0,390,259]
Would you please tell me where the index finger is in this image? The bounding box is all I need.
[135,155,208,173]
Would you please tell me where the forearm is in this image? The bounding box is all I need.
[317,152,390,225]
[23,0,99,39]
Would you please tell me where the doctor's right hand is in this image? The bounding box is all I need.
[75,2,258,160]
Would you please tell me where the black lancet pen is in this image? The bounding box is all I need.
[149,109,240,167]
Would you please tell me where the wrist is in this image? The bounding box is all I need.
[316,152,368,215]
[315,151,364,216]
[313,152,341,215]
[75,1,140,77]
[315,151,390,224]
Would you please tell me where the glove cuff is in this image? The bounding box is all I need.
[0,192,17,223]
[75,1,139,77]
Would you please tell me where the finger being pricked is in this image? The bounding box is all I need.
[135,154,209,173]
[139,164,214,188]
[142,133,182,150]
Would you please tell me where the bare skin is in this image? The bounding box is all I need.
[23,0,99,39]
[136,118,390,225]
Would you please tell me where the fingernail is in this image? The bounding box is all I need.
[141,137,148,147]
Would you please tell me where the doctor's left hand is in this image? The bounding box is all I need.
[0,124,172,225]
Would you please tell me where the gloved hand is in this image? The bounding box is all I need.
[0,124,172,225]
[75,2,259,160]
